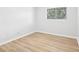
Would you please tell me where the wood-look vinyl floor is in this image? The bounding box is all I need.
[0,32,79,52]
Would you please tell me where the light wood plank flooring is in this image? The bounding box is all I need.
[0,32,79,52]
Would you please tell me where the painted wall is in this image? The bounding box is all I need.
[0,7,35,43]
[0,7,78,44]
[36,7,77,37]
[77,7,79,39]
[77,8,79,45]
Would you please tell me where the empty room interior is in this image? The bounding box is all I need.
[0,7,79,52]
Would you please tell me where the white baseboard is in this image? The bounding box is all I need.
[38,31,79,45]
[38,31,77,38]
[76,37,79,46]
[0,31,78,46]
[0,32,34,46]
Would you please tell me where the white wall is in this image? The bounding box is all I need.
[0,7,35,43]
[0,7,78,44]
[77,7,79,36]
[33,8,38,31]
[36,7,77,37]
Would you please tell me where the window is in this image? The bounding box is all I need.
[47,7,66,19]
